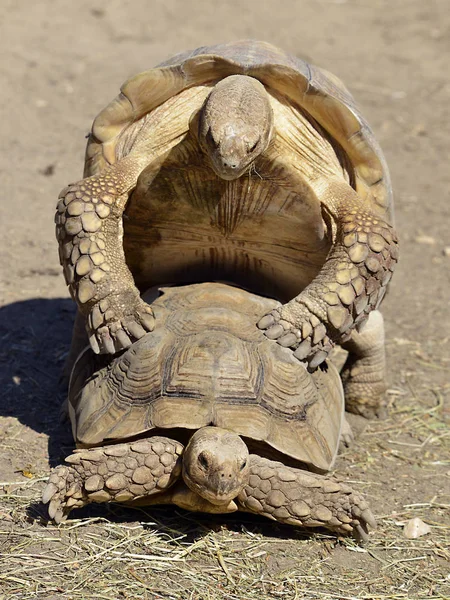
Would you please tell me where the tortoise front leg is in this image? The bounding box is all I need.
[42,438,183,523]
[258,184,398,369]
[55,157,155,354]
[238,456,376,539]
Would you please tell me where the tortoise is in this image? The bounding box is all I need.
[43,283,375,538]
[56,40,398,416]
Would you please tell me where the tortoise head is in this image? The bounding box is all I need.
[197,75,274,180]
[182,426,250,505]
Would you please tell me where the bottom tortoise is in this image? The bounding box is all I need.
[43,283,375,538]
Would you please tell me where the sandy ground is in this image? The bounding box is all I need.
[0,1,449,599]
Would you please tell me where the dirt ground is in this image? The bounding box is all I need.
[1,1,449,599]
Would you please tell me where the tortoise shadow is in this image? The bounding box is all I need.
[0,296,76,466]
[27,500,325,545]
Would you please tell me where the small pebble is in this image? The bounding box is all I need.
[414,235,436,245]
[403,517,431,539]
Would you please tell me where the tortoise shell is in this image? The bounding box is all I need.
[69,283,344,473]
[85,40,392,219]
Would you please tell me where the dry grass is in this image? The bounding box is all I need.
[0,496,449,599]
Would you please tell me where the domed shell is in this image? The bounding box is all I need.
[85,40,392,220]
[69,283,344,472]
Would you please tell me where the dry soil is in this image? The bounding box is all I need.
[0,1,449,599]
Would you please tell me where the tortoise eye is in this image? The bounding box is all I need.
[198,452,210,470]
[206,128,218,148]
[239,459,247,471]
[248,140,258,153]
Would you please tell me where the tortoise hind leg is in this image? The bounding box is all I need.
[340,309,387,419]
[238,455,375,539]
[55,156,155,355]
[42,437,183,523]
[60,310,89,389]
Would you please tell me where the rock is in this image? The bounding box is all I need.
[414,235,436,245]
[403,517,431,539]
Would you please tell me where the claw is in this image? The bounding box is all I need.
[54,506,67,525]
[265,324,284,339]
[48,498,60,520]
[362,507,377,530]
[354,522,370,542]
[89,332,100,354]
[308,350,328,369]
[114,329,132,350]
[66,497,81,508]
[97,327,115,354]
[140,312,155,331]
[257,314,275,329]
[124,321,147,339]
[42,483,58,504]
[277,332,297,347]
[293,340,311,361]
[65,454,82,465]
[66,484,79,497]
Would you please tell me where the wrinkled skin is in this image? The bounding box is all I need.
[182,427,250,505]
[197,75,274,180]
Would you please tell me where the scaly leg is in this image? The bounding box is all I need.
[341,309,387,418]
[55,157,155,354]
[238,455,376,539]
[42,437,183,523]
[258,182,398,369]
[56,85,208,355]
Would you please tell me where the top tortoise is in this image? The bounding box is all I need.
[56,40,398,373]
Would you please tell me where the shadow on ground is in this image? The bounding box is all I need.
[0,297,76,466]
[28,497,320,545]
